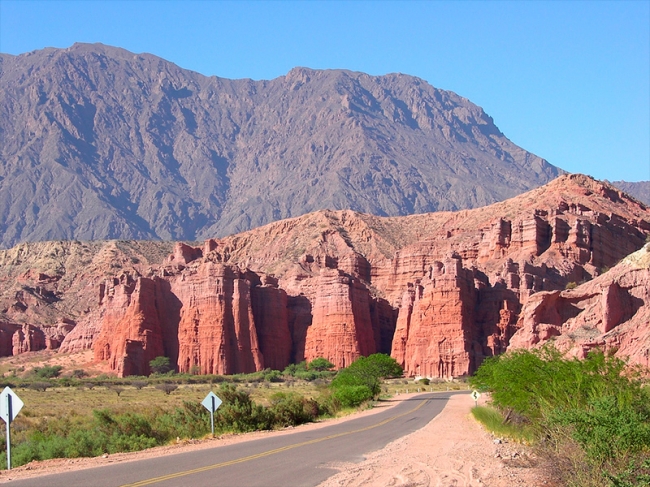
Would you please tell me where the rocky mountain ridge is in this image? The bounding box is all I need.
[0,43,560,248]
[1,174,649,377]
[612,181,650,206]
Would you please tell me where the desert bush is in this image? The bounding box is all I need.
[308,357,335,371]
[32,365,63,379]
[263,369,283,383]
[470,346,650,485]
[155,383,178,395]
[131,380,148,390]
[332,385,374,408]
[214,384,272,432]
[110,386,125,397]
[28,381,51,392]
[268,392,319,427]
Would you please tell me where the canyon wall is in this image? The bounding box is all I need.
[1,175,650,377]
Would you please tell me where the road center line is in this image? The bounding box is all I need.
[121,398,431,487]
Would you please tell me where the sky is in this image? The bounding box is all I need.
[1,0,649,182]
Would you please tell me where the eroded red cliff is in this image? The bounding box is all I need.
[1,175,649,378]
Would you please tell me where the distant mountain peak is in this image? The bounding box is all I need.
[0,43,561,248]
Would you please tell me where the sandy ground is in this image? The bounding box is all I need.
[316,394,549,487]
[0,393,549,486]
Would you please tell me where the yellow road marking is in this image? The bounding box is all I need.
[122,398,431,487]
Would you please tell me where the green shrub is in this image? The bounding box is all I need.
[282,361,307,376]
[214,384,272,432]
[269,392,319,427]
[32,365,63,379]
[263,369,283,383]
[332,385,374,408]
[331,354,402,397]
[149,356,172,375]
[552,394,650,463]
[470,346,650,485]
[308,357,335,371]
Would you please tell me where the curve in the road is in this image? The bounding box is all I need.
[7,391,466,487]
[124,396,430,487]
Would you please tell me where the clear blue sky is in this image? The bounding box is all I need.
[1,0,648,182]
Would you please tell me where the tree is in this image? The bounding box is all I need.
[110,386,125,397]
[149,356,172,375]
[308,357,335,371]
[330,354,403,406]
[155,383,178,395]
[33,365,63,379]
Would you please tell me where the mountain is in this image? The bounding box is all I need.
[0,43,561,249]
[612,181,650,206]
[1,175,648,377]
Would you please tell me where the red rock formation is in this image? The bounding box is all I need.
[167,242,203,266]
[174,263,264,375]
[1,175,649,378]
[391,256,478,378]
[510,244,650,368]
[0,322,53,356]
[59,313,103,353]
[93,277,165,376]
[250,276,292,372]
[304,269,377,368]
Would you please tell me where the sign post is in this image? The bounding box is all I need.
[471,390,481,407]
[201,392,222,437]
[0,387,24,470]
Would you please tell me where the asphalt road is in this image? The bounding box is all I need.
[7,391,465,487]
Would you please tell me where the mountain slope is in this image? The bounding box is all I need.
[0,43,561,248]
[612,181,650,206]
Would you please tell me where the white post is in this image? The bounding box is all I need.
[5,394,11,470]
[210,396,215,437]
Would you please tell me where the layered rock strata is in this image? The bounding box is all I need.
[510,244,650,368]
[0,175,649,377]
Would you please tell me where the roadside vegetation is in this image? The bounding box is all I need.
[470,346,650,487]
[0,354,407,469]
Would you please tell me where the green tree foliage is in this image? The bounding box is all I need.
[470,346,650,485]
[149,356,172,375]
[308,357,335,371]
[282,360,334,381]
[32,365,63,379]
[330,354,402,407]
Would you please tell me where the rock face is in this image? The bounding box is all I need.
[510,244,650,368]
[304,269,377,369]
[93,277,165,376]
[391,256,478,378]
[0,43,561,249]
[90,258,395,376]
[0,175,649,377]
[175,263,263,375]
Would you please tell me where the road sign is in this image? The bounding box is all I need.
[202,392,222,413]
[0,387,24,470]
[202,392,222,437]
[0,387,23,424]
[471,390,481,404]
